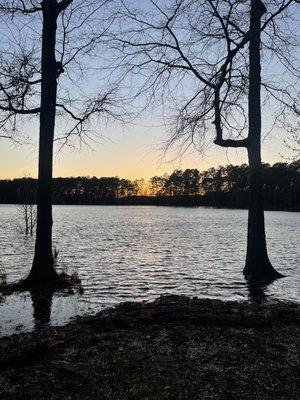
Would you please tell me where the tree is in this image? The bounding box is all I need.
[18,176,37,236]
[166,169,185,196]
[149,175,168,196]
[224,164,248,193]
[183,169,200,195]
[0,0,119,285]
[243,0,281,280]
[110,0,299,282]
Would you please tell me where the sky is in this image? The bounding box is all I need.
[0,0,298,181]
[0,118,292,181]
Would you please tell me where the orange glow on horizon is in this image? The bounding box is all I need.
[0,123,291,181]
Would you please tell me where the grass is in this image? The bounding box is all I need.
[0,295,299,400]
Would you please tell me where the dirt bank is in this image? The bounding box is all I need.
[0,295,299,400]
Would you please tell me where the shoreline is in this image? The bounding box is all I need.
[0,201,299,212]
[0,295,299,399]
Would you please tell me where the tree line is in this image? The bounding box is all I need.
[1,160,298,211]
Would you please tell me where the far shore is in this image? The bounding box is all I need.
[0,198,299,211]
[0,295,299,399]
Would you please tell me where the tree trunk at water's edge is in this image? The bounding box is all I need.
[26,1,59,284]
[243,0,283,282]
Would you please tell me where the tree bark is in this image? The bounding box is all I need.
[243,0,283,282]
[26,0,59,284]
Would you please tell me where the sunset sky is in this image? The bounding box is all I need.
[0,117,291,181]
[0,1,298,181]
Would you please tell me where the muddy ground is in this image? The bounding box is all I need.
[0,295,299,400]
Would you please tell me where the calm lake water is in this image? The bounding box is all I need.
[0,205,299,336]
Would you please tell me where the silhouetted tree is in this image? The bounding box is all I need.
[0,0,119,285]
[149,176,168,196]
[183,169,200,195]
[166,170,184,196]
[111,0,299,281]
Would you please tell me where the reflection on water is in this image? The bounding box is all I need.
[0,205,299,335]
[247,282,268,304]
[0,289,86,336]
[30,289,53,329]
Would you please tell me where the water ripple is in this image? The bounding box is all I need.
[0,205,299,335]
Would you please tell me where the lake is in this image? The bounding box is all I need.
[0,205,299,336]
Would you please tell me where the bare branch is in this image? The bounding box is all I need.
[57,0,73,14]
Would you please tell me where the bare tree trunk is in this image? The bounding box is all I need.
[26,0,59,284]
[243,0,282,282]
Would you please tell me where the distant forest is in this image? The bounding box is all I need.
[0,161,299,211]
